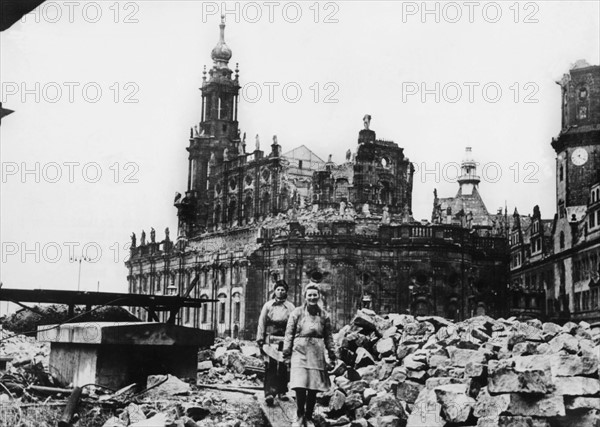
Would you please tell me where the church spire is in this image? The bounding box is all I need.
[211,14,232,69]
[457,147,480,195]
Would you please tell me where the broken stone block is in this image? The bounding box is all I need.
[403,354,426,371]
[102,417,126,427]
[381,325,397,339]
[542,322,562,341]
[356,365,379,382]
[329,389,346,412]
[434,383,475,423]
[367,393,407,420]
[130,412,168,427]
[145,374,191,398]
[465,361,485,377]
[355,347,376,368]
[447,346,486,368]
[505,393,565,417]
[425,377,464,390]
[512,341,539,355]
[488,359,552,394]
[123,403,147,424]
[395,380,424,404]
[378,361,395,381]
[474,387,510,419]
[197,361,213,371]
[350,418,369,427]
[405,388,444,427]
[349,380,369,395]
[498,415,535,427]
[376,337,396,357]
[367,415,402,427]
[548,333,579,354]
[323,415,351,426]
[550,409,600,427]
[364,387,378,403]
[345,392,364,411]
[389,366,407,382]
[553,376,600,395]
[353,310,379,334]
[564,396,600,410]
[396,344,419,361]
[562,322,579,334]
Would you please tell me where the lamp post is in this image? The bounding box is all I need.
[70,255,90,292]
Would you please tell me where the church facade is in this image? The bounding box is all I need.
[125,18,510,337]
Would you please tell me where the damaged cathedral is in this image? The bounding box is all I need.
[125,18,510,338]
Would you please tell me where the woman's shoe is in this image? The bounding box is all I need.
[279,393,290,401]
[265,395,274,406]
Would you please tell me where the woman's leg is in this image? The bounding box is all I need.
[264,356,278,404]
[305,390,317,420]
[295,388,307,418]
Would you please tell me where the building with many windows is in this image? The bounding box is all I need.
[509,60,600,325]
[125,18,511,337]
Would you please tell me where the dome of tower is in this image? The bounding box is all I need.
[211,16,232,66]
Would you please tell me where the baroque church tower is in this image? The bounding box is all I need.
[177,16,242,237]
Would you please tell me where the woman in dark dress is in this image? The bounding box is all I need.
[256,280,295,406]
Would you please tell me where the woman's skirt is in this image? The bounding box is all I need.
[289,367,330,392]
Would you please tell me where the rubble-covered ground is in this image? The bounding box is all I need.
[2,312,600,426]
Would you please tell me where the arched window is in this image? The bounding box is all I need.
[214,204,221,226]
[233,292,241,322]
[243,194,253,222]
[559,231,565,249]
[201,294,209,324]
[218,293,227,324]
[262,192,270,216]
[379,181,392,205]
[228,198,237,225]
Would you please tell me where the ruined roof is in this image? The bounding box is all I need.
[438,186,492,227]
[282,145,325,164]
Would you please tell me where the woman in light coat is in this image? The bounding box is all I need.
[283,284,336,427]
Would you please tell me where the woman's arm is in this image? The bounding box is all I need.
[283,309,298,356]
[256,301,270,344]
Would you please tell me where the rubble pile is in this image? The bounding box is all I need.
[196,338,264,388]
[316,310,600,427]
[98,374,263,427]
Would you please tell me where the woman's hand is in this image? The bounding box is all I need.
[282,348,291,358]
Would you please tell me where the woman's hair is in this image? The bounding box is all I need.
[304,283,320,296]
[273,279,288,292]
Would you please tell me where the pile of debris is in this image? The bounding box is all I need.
[315,310,600,427]
[197,338,264,389]
[0,333,266,426]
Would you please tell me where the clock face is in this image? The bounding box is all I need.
[571,148,588,166]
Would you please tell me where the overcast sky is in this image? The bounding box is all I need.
[1,1,599,300]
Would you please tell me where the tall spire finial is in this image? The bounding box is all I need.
[220,14,226,41]
[211,14,232,68]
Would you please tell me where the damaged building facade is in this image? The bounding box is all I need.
[125,18,510,338]
[508,61,600,325]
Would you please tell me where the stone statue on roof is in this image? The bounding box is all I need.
[363,114,372,130]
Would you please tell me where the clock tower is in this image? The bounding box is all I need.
[552,60,600,218]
